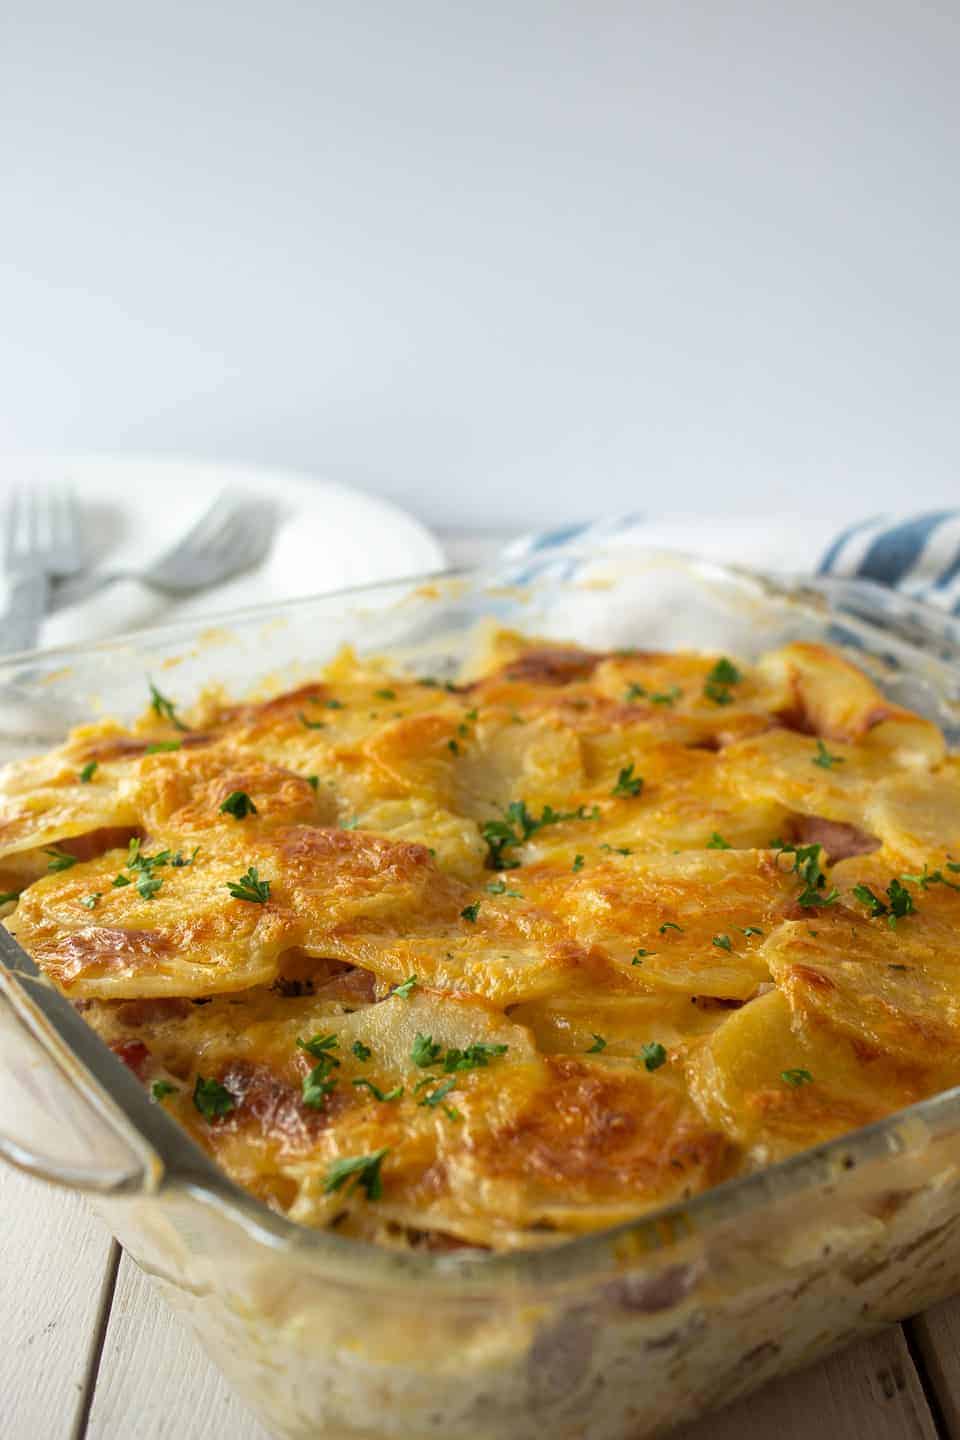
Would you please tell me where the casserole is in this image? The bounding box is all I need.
[4,543,960,1439]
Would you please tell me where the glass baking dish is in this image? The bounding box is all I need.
[5,542,960,1440]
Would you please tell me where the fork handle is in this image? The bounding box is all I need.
[0,572,50,655]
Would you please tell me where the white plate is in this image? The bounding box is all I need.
[5,456,445,647]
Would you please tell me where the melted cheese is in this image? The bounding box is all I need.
[4,633,958,1251]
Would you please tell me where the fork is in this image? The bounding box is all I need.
[49,491,277,612]
[1,485,84,654]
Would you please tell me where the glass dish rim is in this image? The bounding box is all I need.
[5,542,960,1292]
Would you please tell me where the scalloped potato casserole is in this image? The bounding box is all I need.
[4,629,960,1252]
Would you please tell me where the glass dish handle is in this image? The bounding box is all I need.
[0,967,161,1194]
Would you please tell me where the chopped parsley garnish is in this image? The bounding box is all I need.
[302,1063,338,1108]
[572,853,585,872]
[640,1042,667,1072]
[193,1075,235,1121]
[812,739,844,769]
[149,680,188,731]
[323,1148,389,1201]
[297,1032,340,1059]
[853,878,916,927]
[651,687,682,706]
[145,740,182,754]
[706,832,731,849]
[219,789,258,820]
[776,841,839,908]
[480,800,600,869]
[417,1076,458,1109]
[151,1080,178,1101]
[112,874,131,888]
[741,925,764,937]
[412,1033,443,1067]
[447,738,460,755]
[391,975,419,999]
[351,1040,372,1062]
[78,760,98,783]
[306,775,319,790]
[781,1068,813,1087]
[442,1043,508,1073]
[460,902,480,923]
[900,863,960,892]
[625,682,647,702]
[485,879,522,897]
[587,1034,607,1053]
[632,949,654,963]
[341,816,360,830]
[299,712,327,730]
[659,921,683,934]
[612,764,644,798]
[137,875,163,901]
[226,867,271,903]
[712,934,732,952]
[600,843,633,855]
[171,847,199,868]
[44,848,77,873]
[465,708,479,722]
[352,1078,404,1102]
[703,657,743,705]
[325,698,345,709]
[374,688,396,700]
[81,892,101,910]
[0,890,21,905]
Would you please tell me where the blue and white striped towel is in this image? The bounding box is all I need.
[510,511,960,611]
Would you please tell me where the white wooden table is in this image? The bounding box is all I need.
[6,530,960,1439]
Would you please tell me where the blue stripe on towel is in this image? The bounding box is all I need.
[853,511,956,587]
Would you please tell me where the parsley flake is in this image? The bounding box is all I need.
[442,1043,508,1072]
[460,902,480,923]
[79,760,98,783]
[412,1033,443,1067]
[612,764,644,798]
[302,1064,338,1108]
[651,687,682,706]
[741,925,764,937]
[193,1075,235,1121]
[352,1078,403,1102]
[145,740,182,754]
[624,682,647,702]
[659,922,683,935]
[640,1042,667,1072]
[226,867,271,903]
[417,1077,458,1109]
[219,789,258,820]
[325,698,345,709]
[781,1068,813,1087]
[587,1034,607,1053]
[81,892,101,910]
[323,1148,389,1201]
[631,948,654,963]
[391,975,419,999]
[306,774,319,790]
[351,1040,372,1062]
[600,843,633,855]
[485,879,522,897]
[572,853,585,872]
[137,874,163,901]
[706,832,731,850]
[776,841,839,908]
[480,800,599,869]
[703,657,743,705]
[813,739,844,769]
[297,1033,340,1059]
[0,890,21,905]
[44,848,77,873]
[375,688,396,700]
[149,680,188,731]
[151,1080,178,1101]
[448,738,460,755]
[299,712,327,730]
[712,934,732,952]
[853,878,915,927]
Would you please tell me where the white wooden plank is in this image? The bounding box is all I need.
[85,1250,271,1440]
[676,1326,938,1440]
[909,1298,960,1437]
[0,1167,116,1439]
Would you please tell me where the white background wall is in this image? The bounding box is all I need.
[2,2,958,532]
